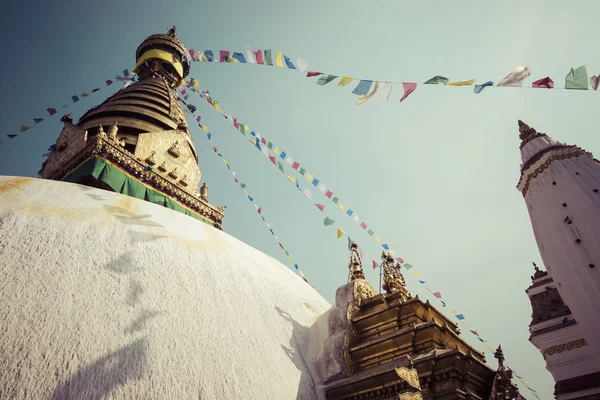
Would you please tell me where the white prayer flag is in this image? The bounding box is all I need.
[378,82,393,102]
[297,58,308,72]
[497,66,530,87]
[246,46,256,64]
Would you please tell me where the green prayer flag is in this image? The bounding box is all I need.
[403,263,412,270]
[324,216,335,226]
[268,141,273,149]
[424,76,449,85]
[332,197,339,204]
[367,229,374,236]
[264,49,273,66]
[299,167,305,175]
[240,183,246,189]
[565,65,589,90]
[277,161,284,172]
[317,75,338,86]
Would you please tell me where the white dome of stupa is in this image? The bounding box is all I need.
[0,176,331,399]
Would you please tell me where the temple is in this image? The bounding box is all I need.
[40,26,224,228]
[517,121,600,399]
[309,244,521,399]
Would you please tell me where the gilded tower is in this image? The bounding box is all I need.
[40,27,224,228]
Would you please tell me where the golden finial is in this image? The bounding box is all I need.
[167,26,178,37]
[348,241,365,282]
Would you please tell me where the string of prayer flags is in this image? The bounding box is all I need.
[181,96,308,283]
[399,82,417,102]
[474,81,493,94]
[565,65,588,90]
[424,76,449,85]
[532,77,554,89]
[497,66,531,87]
[447,79,476,86]
[2,72,122,144]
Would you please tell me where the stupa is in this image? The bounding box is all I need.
[517,120,600,398]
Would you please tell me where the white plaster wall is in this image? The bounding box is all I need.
[524,153,600,368]
[0,176,331,400]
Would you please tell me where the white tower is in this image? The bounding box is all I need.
[517,120,600,380]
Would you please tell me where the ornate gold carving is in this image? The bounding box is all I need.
[382,252,411,301]
[398,393,423,400]
[348,241,366,281]
[179,175,189,187]
[107,121,118,140]
[353,280,377,306]
[542,339,588,359]
[168,140,181,157]
[158,161,167,172]
[395,365,421,390]
[145,151,157,166]
[168,167,179,179]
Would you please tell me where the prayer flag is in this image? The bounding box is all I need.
[356,81,380,106]
[283,56,296,69]
[257,207,262,214]
[188,49,197,62]
[47,108,57,116]
[297,58,308,72]
[378,82,393,102]
[418,280,426,284]
[337,227,345,238]
[324,216,335,226]
[204,50,215,61]
[81,92,89,97]
[325,190,332,198]
[246,46,256,63]
[316,204,325,212]
[306,172,313,181]
[287,176,296,184]
[294,264,299,270]
[447,79,476,86]
[19,125,30,132]
[346,209,353,216]
[372,260,380,269]
[312,178,319,187]
[318,183,326,192]
[275,51,285,67]
[7,135,17,139]
[590,75,600,90]
[280,151,287,159]
[360,222,367,229]
[92,88,100,93]
[352,80,373,95]
[307,71,323,77]
[338,76,354,87]
[332,197,339,204]
[232,52,246,63]
[367,229,373,236]
[292,162,300,170]
[396,257,404,264]
[470,330,479,336]
[304,188,312,199]
[299,167,306,175]
[400,82,417,102]
[474,81,493,94]
[403,264,412,270]
[375,237,381,244]
[433,292,442,299]
[317,75,338,85]
[411,271,421,277]
[382,244,389,250]
[277,162,284,172]
[497,66,530,87]
[340,204,347,211]
[532,77,554,89]
[33,118,43,123]
[269,155,277,165]
[352,215,359,222]
[123,69,130,77]
[106,80,113,85]
[456,314,465,320]
[264,50,273,65]
[72,95,79,103]
[477,337,485,342]
[347,237,353,250]
[565,65,588,89]
[424,76,449,85]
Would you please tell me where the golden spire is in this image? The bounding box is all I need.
[489,345,520,400]
[348,241,365,281]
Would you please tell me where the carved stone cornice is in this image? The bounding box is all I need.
[542,338,588,359]
[42,135,224,228]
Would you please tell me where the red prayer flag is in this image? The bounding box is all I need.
[396,257,404,264]
[106,80,113,86]
[219,50,230,62]
[234,178,239,183]
[261,137,267,145]
[325,190,333,198]
[532,77,554,89]
[181,89,187,95]
[400,82,417,102]
[372,260,380,269]
[470,330,479,336]
[47,108,57,116]
[279,243,284,249]
[306,71,323,78]
[213,147,217,152]
[292,162,300,170]
[253,50,264,64]
[315,204,325,212]
[433,292,442,299]
[257,207,262,214]
[303,277,308,283]
[233,118,239,129]
[360,222,367,229]
[188,49,197,62]
[269,155,277,165]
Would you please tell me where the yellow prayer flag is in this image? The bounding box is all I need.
[484,344,494,353]
[265,222,270,228]
[243,190,248,195]
[306,173,313,181]
[222,159,227,165]
[336,227,345,238]
[214,103,222,113]
[275,51,285,68]
[356,81,380,106]
[274,147,280,154]
[202,126,209,133]
[411,270,421,277]
[340,204,347,211]
[448,308,457,313]
[374,237,381,243]
[287,176,296,184]
[447,79,476,86]
[243,124,249,132]
[338,76,354,87]
[288,256,293,262]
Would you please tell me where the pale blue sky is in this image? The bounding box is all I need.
[3,1,600,397]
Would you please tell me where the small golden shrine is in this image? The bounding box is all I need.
[40,27,224,228]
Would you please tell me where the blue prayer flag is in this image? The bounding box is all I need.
[474,81,493,94]
[456,314,465,320]
[204,50,214,61]
[284,55,296,69]
[312,179,319,186]
[72,96,79,103]
[207,133,212,140]
[348,237,353,250]
[280,151,287,159]
[418,280,426,284]
[382,244,389,250]
[250,131,256,136]
[346,209,353,216]
[232,52,247,63]
[352,80,373,96]
[294,264,299,270]
[123,69,130,77]
[255,139,262,151]
[248,195,253,202]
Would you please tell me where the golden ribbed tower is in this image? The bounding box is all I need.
[40,27,224,228]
